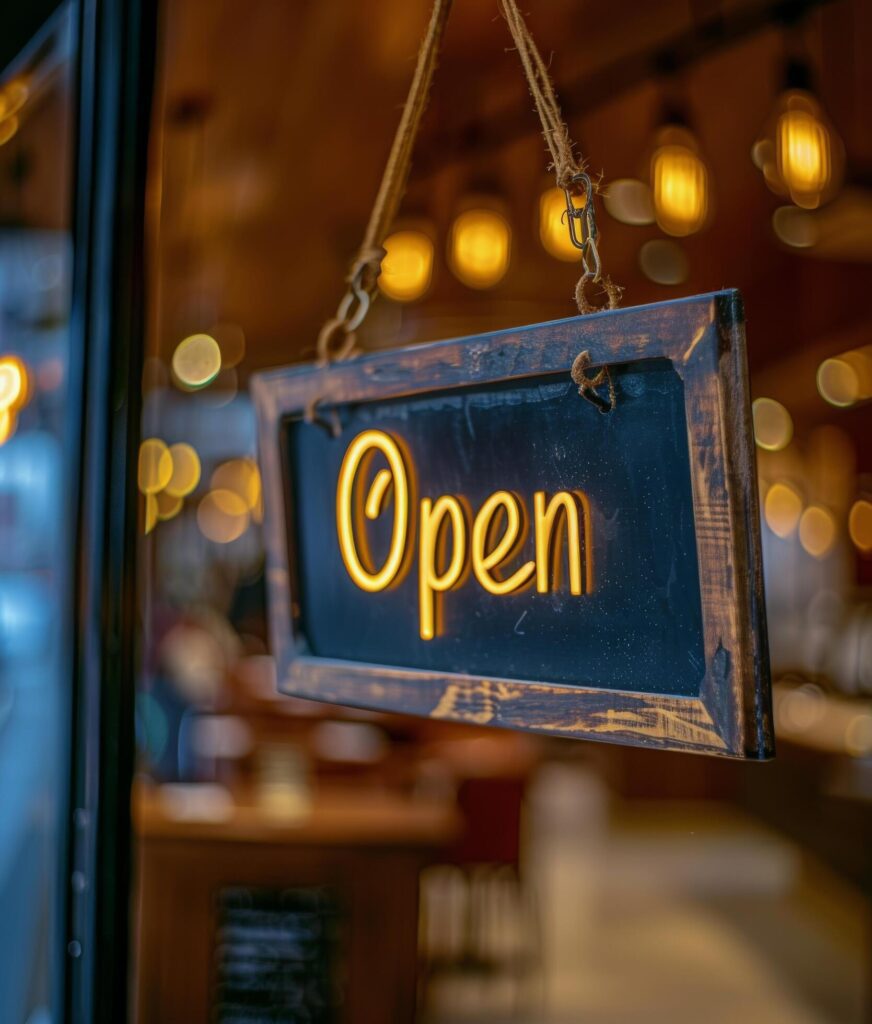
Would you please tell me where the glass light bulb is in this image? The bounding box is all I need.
[449,209,511,289]
[776,92,832,209]
[538,187,578,262]
[755,90,843,210]
[650,126,709,237]
[378,230,434,302]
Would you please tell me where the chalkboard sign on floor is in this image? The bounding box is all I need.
[253,292,773,759]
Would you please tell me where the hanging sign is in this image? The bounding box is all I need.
[253,292,773,759]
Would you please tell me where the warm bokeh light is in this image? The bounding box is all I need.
[776,92,832,209]
[156,490,183,522]
[799,505,837,559]
[752,397,793,451]
[197,489,250,543]
[449,209,510,288]
[138,438,173,494]
[0,408,16,446]
[848,499,872,554]
[538,187,579,262]
[165,442,201,497]
[772,205,817,248]
[603,178,655,226]
[0,355,29,412]
[171,333,222,389]
[817,358,858,407]
[144,494,159,534]
[378,230,434,301]
[211,458,261,511]
[650,127,709,237]
[816,347,872,408]
[638,239,688,286]
[764,482,803,539]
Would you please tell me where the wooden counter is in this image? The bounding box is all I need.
[134,785,458,1023]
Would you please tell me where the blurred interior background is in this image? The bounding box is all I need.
[1,0,871,1021]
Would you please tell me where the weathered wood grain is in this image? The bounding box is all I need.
[252,291,774,760]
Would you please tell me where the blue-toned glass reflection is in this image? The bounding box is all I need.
[0,10,75,1022]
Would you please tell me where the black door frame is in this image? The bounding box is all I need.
[66,0,156,1020]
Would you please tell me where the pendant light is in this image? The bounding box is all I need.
[752,58,844,210]
[447,169,511,290]
[448,203,511,289]
[649,116,711,238]
[539,184,580,262]
[378,228,435,302]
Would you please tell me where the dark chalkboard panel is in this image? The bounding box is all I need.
[214,887,339,1022]
[253,292,773,759]
[286,359,704,697]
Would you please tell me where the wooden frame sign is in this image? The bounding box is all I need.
[253,291,773,759]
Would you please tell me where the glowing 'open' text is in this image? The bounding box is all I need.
[336,429,592,640]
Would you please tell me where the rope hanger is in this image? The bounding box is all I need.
[315,0,622,396]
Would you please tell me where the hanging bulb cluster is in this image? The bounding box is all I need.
[372,33,847,306]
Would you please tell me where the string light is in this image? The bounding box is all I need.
[650,126,710,237]
[448,209,511,289]
[378,230,434,301]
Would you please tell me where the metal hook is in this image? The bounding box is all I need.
[562,172,602,283]
[304,396,343,438]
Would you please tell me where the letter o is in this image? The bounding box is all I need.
[336,429,408,592]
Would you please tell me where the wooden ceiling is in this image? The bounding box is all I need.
[148,0,872,446]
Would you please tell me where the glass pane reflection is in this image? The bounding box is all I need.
[0,9,75,1022]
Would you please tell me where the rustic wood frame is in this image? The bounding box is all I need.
[252,291,773,759]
